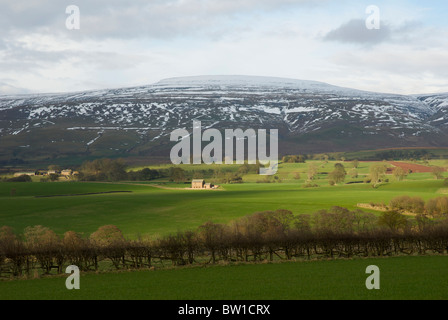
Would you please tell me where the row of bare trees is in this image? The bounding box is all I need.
[388,195,448,217]
[2,208,448,278]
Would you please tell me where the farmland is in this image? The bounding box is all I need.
[1,159,448,300]
[0,160,446,238]
[1,256,447,300]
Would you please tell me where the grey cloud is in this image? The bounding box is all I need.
[330,48,448,82]
[0,80,32,95]
[0,0,321,40]
[0,39,146,75]
[323,19,424,46]
[323,19,391,45]
[0,41,71,74]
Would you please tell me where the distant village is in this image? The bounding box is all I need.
[11,169,219,188]
[13,169,79,179]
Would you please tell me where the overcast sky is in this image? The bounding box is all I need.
[0,0,447,95]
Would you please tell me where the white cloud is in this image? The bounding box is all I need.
[0,0,447,95]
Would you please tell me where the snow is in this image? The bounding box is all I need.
[256,105,282,115]
[1,75,448,141]
[286,107,319,113]
[86,130,104,146]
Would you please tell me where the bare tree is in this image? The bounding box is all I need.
[328,163,346,184]
[24,225,62,274]
[392,167,407,181]
[431,166,444,180]
[307,163,319,180]
[378,211,408,232]
[369,163,388,188]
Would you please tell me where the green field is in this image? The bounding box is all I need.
[1,160,447,300]
[1,256,447,300]
[0,161,446,238]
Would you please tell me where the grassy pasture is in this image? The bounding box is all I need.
[1,256,447,300]
[0,160,445,238]
[1,160,448,300]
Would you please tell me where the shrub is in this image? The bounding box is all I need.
[378,211,408,232]
[79,158,128,182]
[431,166,444,180]
[392,167,407,181]
[389,195,424,214]
[6,175,32,182]
[303,182,319,188]
[425,197,448,217]
[90,225,125,247]
[49,174,59,182]
[328,163,346,184]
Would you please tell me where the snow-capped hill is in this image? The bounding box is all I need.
[154,75,337,90]
[0,75,447,162]
[416,93,448,127]
[153,75,388,98]
[418,93,448,111]
[152,75,436,116]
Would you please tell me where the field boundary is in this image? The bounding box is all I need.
[35,191,132,198]
[91,181,224,191]
[357,203,417,216]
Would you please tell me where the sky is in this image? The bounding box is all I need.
[0,0,447,95]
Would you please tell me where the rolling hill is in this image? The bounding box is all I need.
[1,75,448,165]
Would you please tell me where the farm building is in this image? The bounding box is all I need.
[191,179,215,189]
[192,179,205,189]
[61,169,73,176]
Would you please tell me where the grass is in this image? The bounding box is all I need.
[1,160,448,300]
[1,256,447,300]
[0,179,444,238]
[0,160,446,238]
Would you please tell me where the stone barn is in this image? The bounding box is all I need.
[192,179,205,189]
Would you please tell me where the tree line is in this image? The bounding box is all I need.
[2,207,448,278]
[75,158,261,184]
[383,195,448,217]
[304,161,445,188]
[374,149,430,161]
